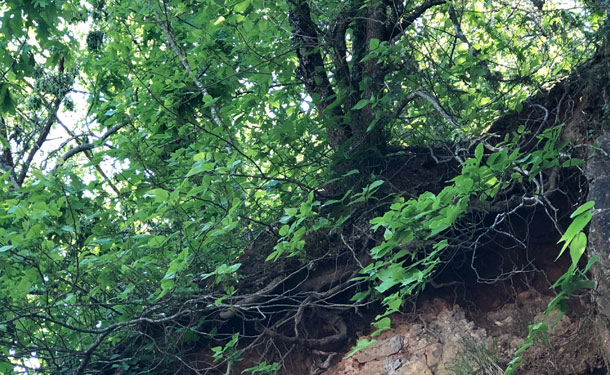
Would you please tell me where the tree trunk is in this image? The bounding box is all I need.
[586,133,610,365]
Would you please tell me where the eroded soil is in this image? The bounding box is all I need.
[321,293,601,375]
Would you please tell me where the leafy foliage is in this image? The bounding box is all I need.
[347,123,587,353]
[0,0,606,373]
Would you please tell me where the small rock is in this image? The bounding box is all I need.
[398,355,432,375]
[382,357,403,373]
[425,343,443,367]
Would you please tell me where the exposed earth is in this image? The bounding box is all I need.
[322,293,600,375]
[207,238,606,375]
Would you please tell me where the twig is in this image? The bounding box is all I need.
[390,0,446,44]
[75,310,191,375]
[150,0,223,127]
[55,119,131,166]
[393,90,462,136]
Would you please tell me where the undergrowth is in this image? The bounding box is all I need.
[450,338,505,375]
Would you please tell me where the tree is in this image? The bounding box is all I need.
[0,0,608,374]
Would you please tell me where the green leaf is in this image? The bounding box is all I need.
[186,162,215,177]
[234,0,250,12]
[371,317,391,337]
[0,361,14,373]
[382,292,402,313]
[343,169,360,177]
[148,235,166,247]
[366,179,384,191]
[0,82,14,113]
[474,143,484,162]
[352,99,369,110]
[366,116,380,131]
[505,356,523,375]
[278,225,289,236]
[569,231,587,266]
[350,289,370,302]
[433,240,449,251]
[375,267,401,293]
[570,201,595,218]
[454,177,474,194]
[369,38,380,50]
[562,158,583,167]
[345,338,377,358]
[321,199,341,207]
[0,135,9,148]
[557,207,592,258]
[515,102,523,112]
[584,255,599,273]
[147,188,169,203]
[0,245,13,252]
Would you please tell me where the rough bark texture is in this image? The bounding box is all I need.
[586,133,610,365]
[288,0,447,156]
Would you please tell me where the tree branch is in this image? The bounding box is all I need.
[16,97,61,185]
[447,4,498,89]
[55,119,130,166]
[392,90,460,133]
[390,0,446,44]
[150,0,224,128]
[53,118,122,195]
[75,310,191,375]
[331,15,351,89]
[288,0,347,148]
[0,116,18,188]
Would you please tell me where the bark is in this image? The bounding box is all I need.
[288,0,349,150]
[586,133,610,366]
[288,0,446,156]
